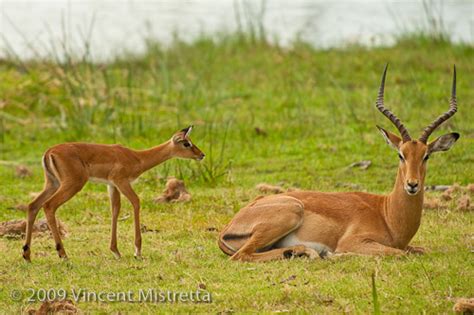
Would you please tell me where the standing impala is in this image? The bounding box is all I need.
[23,126,205,262]
[218,66,460,262]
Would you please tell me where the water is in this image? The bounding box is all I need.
[0,0,472,61]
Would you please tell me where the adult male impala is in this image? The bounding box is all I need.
[23,126,205,261]
[218,66,460,262]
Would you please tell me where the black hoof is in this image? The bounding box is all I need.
[283,249,294,259]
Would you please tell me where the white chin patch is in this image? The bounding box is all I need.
[405,189,419,196]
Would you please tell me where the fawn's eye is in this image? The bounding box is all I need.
[398,153,404,162]
[183,142,191,148]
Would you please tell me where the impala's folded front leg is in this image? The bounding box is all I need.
[231,229,320,262]
[336,239,405,256]
[220,195,320,262]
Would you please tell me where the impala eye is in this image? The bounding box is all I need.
[398,153,404,162]
[183,142,191,148]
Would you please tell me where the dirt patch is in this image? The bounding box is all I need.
[15,204,29,211]
[15,165,32,178]
[453,297,474,314]
[467,184,474,194]
[27,299,78,314]
[457,195,471,211]
[0,219,67,239]
[424,184,474,212]
[423,198,445,210]
[155,177,191,203]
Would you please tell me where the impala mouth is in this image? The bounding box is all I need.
[405,186,419,196]
[196,155,205,161]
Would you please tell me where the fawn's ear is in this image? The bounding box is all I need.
[428,132,460,154]
[181,125,193,138]
[377,125,402,150]
[173,125,193,143]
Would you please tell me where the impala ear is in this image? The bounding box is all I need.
[173,125,193,143]
[377,125,402,150]
[181,125,193,138]
[428,132,460,154]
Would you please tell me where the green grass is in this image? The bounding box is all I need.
[0,33,473,313]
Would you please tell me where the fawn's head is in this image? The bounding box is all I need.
[375,65,460,196]
[171,126,205,160]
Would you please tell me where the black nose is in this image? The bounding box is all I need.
[407,182,418,189]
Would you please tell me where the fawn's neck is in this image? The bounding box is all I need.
[136,141,174,173]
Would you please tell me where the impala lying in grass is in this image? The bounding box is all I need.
[23,126,205,262]
[219,66,460,262]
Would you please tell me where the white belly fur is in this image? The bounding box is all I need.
[275,232,332,254]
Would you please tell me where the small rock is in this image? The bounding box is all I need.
[424,185,451,192]
[280,275,297,284]
[348,160,371,170]
[256,183,285,194]
[254,127,268,136]
[140,224,159,233]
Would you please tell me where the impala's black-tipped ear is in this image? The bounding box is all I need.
[377,125,402,150]
[428,132,460,154]
[181,125,193,138]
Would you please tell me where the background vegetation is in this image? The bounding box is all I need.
[0,19,473,313]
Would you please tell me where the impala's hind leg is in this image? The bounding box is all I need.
[23,168,59,261]
[43,179,86,259]
[40,154,88,259]
[219,195,319,262]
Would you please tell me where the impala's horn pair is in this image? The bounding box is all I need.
[376,64,458,143]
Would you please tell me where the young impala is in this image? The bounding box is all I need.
[23,126,205,262]
[219,66,460,262]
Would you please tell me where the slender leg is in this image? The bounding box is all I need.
[23,176,59,261]
[115,181,141,258]
[43,180,87,259]
[108,185,122,258]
